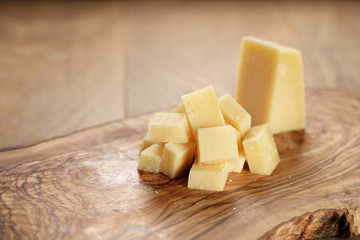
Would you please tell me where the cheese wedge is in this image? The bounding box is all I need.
[236,36,305,133]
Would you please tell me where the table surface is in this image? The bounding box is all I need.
[1,88,359,240]
[1,1,360,239]
[0,0,359,149]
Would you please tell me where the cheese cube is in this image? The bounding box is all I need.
[197,126,238,165]
[181,85,225,134]
[149,113,191,143]
[229,149,246,173]
[188,162,229,191]
[138,144,164,173]
[219,94,251,139]
[236,36,305,133]
[226,125,243,151]
[173,103,194,137]
[140,132,158,152]
[173,103,185,113]
[242,124,280,175]
[225,125,246,173]
[160,142,196,179]
[234,128,243,151]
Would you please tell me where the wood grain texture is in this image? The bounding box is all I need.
[260,209,359,239]
[0,88,359,240]
[0,1,127,149]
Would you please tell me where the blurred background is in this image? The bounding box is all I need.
[0,0,359,150]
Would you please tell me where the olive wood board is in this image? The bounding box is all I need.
[0,88,359,240]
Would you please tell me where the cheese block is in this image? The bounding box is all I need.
[140,132,158,152]
[197,126,238,165]
[242,124,280,175]
[226,125,243,151]
[225,124,245,173]
[173,103,194,139]
[188,162,229,191]
[181,85,225,134]
[138,144,164,173]
[228,149,246,173]
[173,103,185,113]
[149,112,191,143]
[234,128,243,151]
[236,36,305,134]
[160,142,196,179]
[219,94,251,139]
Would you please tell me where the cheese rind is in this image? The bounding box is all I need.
[236,36,305,133]
[149,112,191,143]
[181,85,225,134]
[187,162,229,191]
[242,124,280,175]
[219,94,251,139]
[197,126,238,165]
[138,144,164,173]
[160,142,196,179]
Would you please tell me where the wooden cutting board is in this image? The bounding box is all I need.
[0,88,359,240]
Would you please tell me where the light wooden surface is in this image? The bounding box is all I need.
[1,1,360,148]
[0,88,359,239]
[0,1,128,149]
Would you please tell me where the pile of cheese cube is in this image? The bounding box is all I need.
[138,85,280,191]
[138,36,305,191]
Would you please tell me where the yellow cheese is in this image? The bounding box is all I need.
[140,132,158,152]
[181,85,225,134]
[173,103,185,113]
[236,36,305,134]
[234,128,243,151]
[229,149,246,173]
[173,102,194,137]
[197,126,238,165]
[219,94,251,139]
[188,162,229,191]
[160,142,196,179]
[242,124,280,175]
[149,112,191,143]
[225,123,246,173]
[226,125,243,151]
[138,144,164,173]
